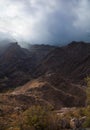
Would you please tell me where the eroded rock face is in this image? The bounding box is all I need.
[60,118,70,129]
[57,116,86,130]
[70,116,86,130]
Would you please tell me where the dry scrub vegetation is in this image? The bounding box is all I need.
[0,77,90,130]
[0,105,89,130]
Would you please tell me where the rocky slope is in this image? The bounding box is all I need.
[34,41,90,83]
[0,41,90,108]
[10,73,86,109]
[0,42,56,92]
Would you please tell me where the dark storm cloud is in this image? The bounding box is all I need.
[0,0,90,45]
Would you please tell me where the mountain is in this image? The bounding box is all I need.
[28,44,56,65]
[0,41,90,108]
[34,41,90,83]
[0,42,56,92]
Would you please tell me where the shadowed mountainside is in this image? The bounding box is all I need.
[0,41,90,108]
[0,42,56,92]
[34,41,90,84]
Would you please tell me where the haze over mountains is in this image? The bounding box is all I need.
[0,41,90,109]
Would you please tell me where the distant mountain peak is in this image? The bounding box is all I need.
[7,42,20,48]
[68,41,89,47]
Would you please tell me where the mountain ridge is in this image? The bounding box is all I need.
[0,41,89,108]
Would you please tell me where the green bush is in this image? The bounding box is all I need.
[23,105,49,130]
[20,105,64,130]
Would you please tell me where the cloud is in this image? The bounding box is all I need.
[0,0,90,45]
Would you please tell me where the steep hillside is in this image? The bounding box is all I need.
[10,73,86,109]
[34,41,90,83]
[0,43,56,92]
[28,44,56,64]
[0,74,86,115]
[0,41,89,108]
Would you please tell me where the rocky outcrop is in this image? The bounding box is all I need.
[70,116,86,130]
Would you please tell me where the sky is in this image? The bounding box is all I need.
[0,0,90,46]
